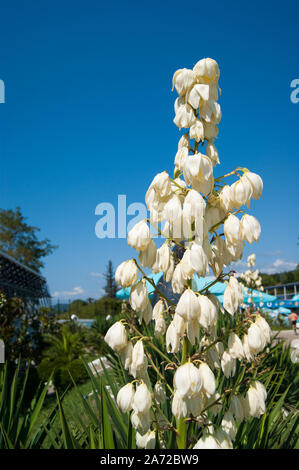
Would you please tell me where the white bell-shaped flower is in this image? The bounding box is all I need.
[133,382,152,414]
[115,259,138,288]
[243,171,263,199]
[136,430,156,449]
[175,289,200,322]
[104,321,127,352]
[221,351,236,378]
[129,279,149,312]
[117,383,135,413]
[171,390,188,418]
[127,219,151,252]
[173,362,202,399]
[198,362,216,396]
[240,214,261,243]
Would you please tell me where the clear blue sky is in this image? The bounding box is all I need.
[1,0,298,300]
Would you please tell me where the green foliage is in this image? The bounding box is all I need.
[0,207,57,272]
[261,265,299,287]
[103,260,118,298]
[37,325,88,390]
[0,362,52,448]
[0,296,45,364]
[49,340,299,449]
[64,297,123,319]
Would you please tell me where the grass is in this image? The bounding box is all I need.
[31,378,99,448]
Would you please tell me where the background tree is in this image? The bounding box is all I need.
[0,207,57,272]
[103,260,117,298]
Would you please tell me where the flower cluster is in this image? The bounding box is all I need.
[240,254,264,302]
[104,57,270,449]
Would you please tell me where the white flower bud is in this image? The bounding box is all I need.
[224,214,241,245]
[240,214,261,244]
[221,351,236,378]
[178,133,189,149]
[173,313,186,336]
[166,322,181,353]
[163,195,182,223]
[117,383,135,413]
[189,119,204,142]
[203,121,219,140]
[183,189,206,225]
[104,321,127,352]
[190,242,209,276]
[247,323,266,354]
[180,249,194,280]
[223,276,244,315]
[130,340,147,377]
[228,332,244,360]
[214,429,233,449]
[129,279,149,312]
[199,362,216,396]
[138,239,157,268]
[171,390,188,418]
[174,146,188,170]
[154,315,166,337]
[193,58,220,84]
[131,409,151,435]
[175,289,199,322]
[174,97,196,129]
[172,68,195,96]
[229,395,244,422]
[219,185,233,212]
[198,294,217,329]
[136,430,156,449]
[183,153,213,189]
[115,259,138,288]
[127,219,151,252]
[153,242,172,274]
[206,142,220,166]
[119,342,133,370]
[221,411,237,440]
[243,382,266,419]
[133,383,152,414]
[187,83,209,108]
[171,263,185,294]
[242,334,254,362]
[247,253,256,267]
[174,362,202,398]
[230,176,253,209]
[243,171,263,199]
[154,382,166,404]
[193,433,221,449]
[255,316,271,343]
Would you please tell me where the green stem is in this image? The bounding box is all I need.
[176,337,189,449]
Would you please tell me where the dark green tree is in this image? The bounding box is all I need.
[103,260,117,298]
[0,207,57,272]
